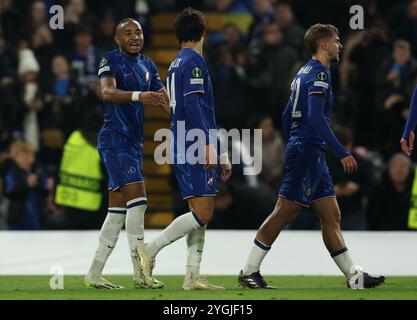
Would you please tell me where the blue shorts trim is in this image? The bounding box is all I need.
[278,194,310,207]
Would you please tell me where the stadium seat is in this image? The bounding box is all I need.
[145,211,174,228]
[145,107,169,120]
[205,13,226,31]
[147,193,173,208]
[150,12,228,32]
[143,140,169,157]
[151,32,179,49]
[158,68,168,83]
[144,49,177,66]
[41,129,65,148]
[142,158,170,175]
[143,120,169,137]
[145,177,172,192]
[150,13,178,31]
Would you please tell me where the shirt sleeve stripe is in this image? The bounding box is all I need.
[98,66,110,76]
[308,91,325,96]
[184,90,205,96]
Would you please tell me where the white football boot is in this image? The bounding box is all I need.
[84,273,123,289]
[183,277,225,290]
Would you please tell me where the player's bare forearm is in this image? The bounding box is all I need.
[102,87,135,103]
[100,77,166,105]
[101,77,136,103]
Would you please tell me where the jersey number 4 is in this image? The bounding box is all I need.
[167,73,176,114]
[290,78,301,118]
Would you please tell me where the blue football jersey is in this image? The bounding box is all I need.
[167,48,216,163]
[287,59,333,148]
[97,50,164,150]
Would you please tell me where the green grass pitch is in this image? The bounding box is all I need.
[0,276,416,300]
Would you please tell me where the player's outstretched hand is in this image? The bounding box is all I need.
[340,155,358,173]
[400,131,414,156]
[140,91,166,106]
[204,144,217,171]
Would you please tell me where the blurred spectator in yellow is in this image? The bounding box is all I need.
[54,111,107,229]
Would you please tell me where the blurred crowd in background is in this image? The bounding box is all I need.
[0,0,417,231]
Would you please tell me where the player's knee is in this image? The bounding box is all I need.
[199,213,213,225]
[321,211,341,226]
[282,212,297,226]
[194,210,213,225]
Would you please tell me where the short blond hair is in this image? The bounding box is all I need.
[304,23,339,55]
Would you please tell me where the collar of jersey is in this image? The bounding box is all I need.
[119,50,141,61]
[181,47,202,57]
[310,58,329,70]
